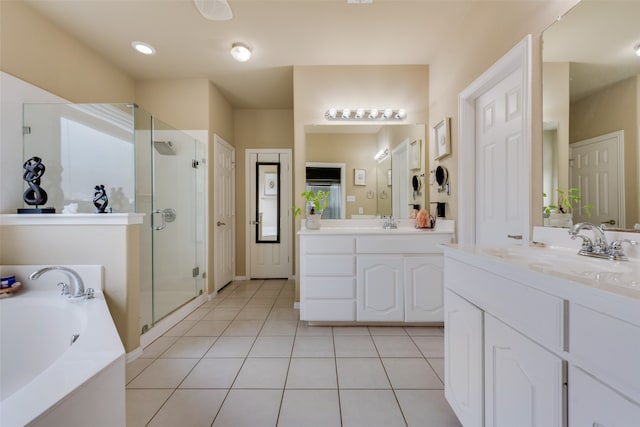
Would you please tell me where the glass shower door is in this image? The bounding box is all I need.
[150,118,199,321]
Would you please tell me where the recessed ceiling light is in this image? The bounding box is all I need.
[230,42,252,62]
[131,41,156,55]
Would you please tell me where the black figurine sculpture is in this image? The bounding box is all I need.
[18,156,55,214]
[93,184,109,213]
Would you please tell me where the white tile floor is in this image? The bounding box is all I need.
[126,279,461,427]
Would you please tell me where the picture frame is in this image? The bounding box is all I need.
[409,139,421,170]
[354,168,366,186]
[264,173,278,196]
[433,118,451,160]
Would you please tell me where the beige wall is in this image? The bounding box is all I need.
[570,75,639,227]
[0,1,134,102]
[135,79,210,129]
[306,133,379,218]
[0,224,141,352]
[233,109,294,277]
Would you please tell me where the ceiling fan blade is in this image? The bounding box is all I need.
[193,0,233,21]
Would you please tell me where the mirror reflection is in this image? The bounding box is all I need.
[542,0,640,229]
[256,162,280,242]
[304,124,426,219]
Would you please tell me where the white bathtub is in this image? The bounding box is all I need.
[0,265,125,427]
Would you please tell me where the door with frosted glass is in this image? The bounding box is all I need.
[151,122,199,321]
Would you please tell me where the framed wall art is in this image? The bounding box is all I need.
[354,168,366,186]
[433,118,451,160]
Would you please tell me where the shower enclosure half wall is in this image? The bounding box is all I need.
[22,103,207,336]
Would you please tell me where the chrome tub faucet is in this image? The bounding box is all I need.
[29,266,93,299]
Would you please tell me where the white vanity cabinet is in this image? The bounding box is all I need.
[444,243,640,427]
[299,235,356,321]
[300,226,453,323]
[444,259,565,427]
[444,289,483,427]
[357,255,404,321]
[484,314,564,427]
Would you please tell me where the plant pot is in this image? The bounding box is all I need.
[305,213,322,230]
[548,212,572,228]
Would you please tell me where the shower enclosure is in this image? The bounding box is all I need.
[22,103,206,335]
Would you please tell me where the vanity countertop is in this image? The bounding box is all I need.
[298,219,455,236]
[445,243,640,302]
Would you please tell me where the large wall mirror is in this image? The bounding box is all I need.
[304,124,426,219]
[542,0,640,230]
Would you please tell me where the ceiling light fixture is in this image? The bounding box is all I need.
[374,148,390,162]
[230,43,252,62]
[634,43,640,57]
[131,41,156,55]
[325,108,406,121]
[193,0,233,21]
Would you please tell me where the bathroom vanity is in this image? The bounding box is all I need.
[443,228,640,427]
[299,219,454,323]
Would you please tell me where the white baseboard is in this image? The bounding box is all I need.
[234,275,247,281]
[139,293,207,349]
[125,346,144,363]
[293,302,300,310]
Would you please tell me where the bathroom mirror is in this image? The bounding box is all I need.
[542,0,640,229]
[304,124,426,219]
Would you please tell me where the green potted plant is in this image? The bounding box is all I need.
[293,189,329,230]
[543,188,592,227]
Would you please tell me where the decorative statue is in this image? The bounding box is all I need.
[18,156,55,213]
[93,184,109,213]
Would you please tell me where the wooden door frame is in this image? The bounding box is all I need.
[213,134,235,291]
[458,35,532,244]
[245,148,293,279]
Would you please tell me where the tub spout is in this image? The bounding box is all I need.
[29,266,86,298]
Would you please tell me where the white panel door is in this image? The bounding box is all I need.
[357,255,403,321]
[444,290,483,427]
[404,256,443,322]
[214,135,235,291]
[570,130,624,227]
[475,68,528,245]
[484,314,564,427]
[248,150,292,279]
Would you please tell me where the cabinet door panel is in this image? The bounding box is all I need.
[405,256,443,322]
[569,366,640,427]
[357,255,403,321]
[485,314,563,427]
[444,290,483,427]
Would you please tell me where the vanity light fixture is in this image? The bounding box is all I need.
[324,108,406,121]
[634,43,640,57]
[131,41,156,55]
[374,148,390,162]
[230,42,252,62]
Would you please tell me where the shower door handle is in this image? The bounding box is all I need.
[152,209,166,230]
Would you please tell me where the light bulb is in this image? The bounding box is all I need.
[230,43,252,62]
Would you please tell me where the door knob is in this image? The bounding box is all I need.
[217,221,226,226]
[601,219,616,225]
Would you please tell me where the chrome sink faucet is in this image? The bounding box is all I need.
[569,222,637,261]
[569,222,608,255]
[29,266,93,299]
[382,216,397,229]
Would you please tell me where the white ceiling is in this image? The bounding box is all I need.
[22,0,637,108]
[543,0,640,102]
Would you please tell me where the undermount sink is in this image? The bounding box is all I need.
[479,245,637,288]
